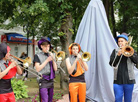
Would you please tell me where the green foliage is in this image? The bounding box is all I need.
[58,32,65,36]
[24,91,63,102]
[68,28,74,34]
[11,78,29,100]
[0,0,137,50]
[53,91,64,101]
[103,0,138,50]
[0,0,90,44]
[0,0,49,37]
[29,95,39,102]
[114,0,138,45]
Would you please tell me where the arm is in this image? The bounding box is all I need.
[16,64,22,75]
[79,60,88,71]
[66,57,78,75]
[0,60,17,79]
[52,60,57,71]
[129,51,138,64]
[109,49,121,67]
[35,57,52,72]
[11,59,22,75]
[0,66,12,79]
[77,54,88,71]
[49,52,57,71]
[34,54,50,72]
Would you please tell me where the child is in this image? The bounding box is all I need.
[0,43,22,102]
[33,37,57,102]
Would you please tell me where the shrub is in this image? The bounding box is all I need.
[11,78,29,100]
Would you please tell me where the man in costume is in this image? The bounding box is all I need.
[0,43,22,102]
[109,33,138,102]
[66,43,88,102]
[33,37,57,102]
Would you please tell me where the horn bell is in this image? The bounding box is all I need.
[122,46,134,57]
[56,51,65,61]
[81,52,91,62]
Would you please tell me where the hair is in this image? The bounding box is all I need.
[20,52,26,57]
[41,42,50,46]
[71,43,79,49]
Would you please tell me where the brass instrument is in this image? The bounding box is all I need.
[121,45,134,57]
[81,52,91,62]
[10,54,31,68]
[48,49,66,73]
[121,36,134,57]
[111,36,134,69]
[51,49,65,61]
[10,54,42,79]
[75,50,91,70]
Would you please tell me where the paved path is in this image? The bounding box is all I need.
[57,94,69,102]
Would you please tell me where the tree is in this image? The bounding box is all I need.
[103,0,138,52]
[115,0,138,52]
[0,0,90,90]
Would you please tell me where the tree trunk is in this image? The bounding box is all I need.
[103,0,110,21]
[110,0,116,38]
[121,4,129,33]
[59,12,73,90]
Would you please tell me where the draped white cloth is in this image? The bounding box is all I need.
[75,0,138,102]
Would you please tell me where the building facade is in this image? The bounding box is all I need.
[0,31,39,61]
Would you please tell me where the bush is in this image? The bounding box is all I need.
[53,91,64,102]
[11,78,29,100]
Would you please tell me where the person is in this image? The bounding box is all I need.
[0,43,22,102]
[109,33,138,102]
[19,52,28,81]
[66,43,88,102]
[33,37,57,102]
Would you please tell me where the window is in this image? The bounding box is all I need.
[15,47,18,56]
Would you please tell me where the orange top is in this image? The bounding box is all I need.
[71,61,84,77]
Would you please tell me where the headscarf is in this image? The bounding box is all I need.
[68,43,81,55]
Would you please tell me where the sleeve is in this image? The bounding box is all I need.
[109,49,121,67]
[129,51,138,64]
[33,55,41,64]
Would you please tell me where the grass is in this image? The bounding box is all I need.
[16,75,67,102]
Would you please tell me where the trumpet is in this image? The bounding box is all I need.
[10,54,42,79]
[47,49,66,73]
[75,50,91,70]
